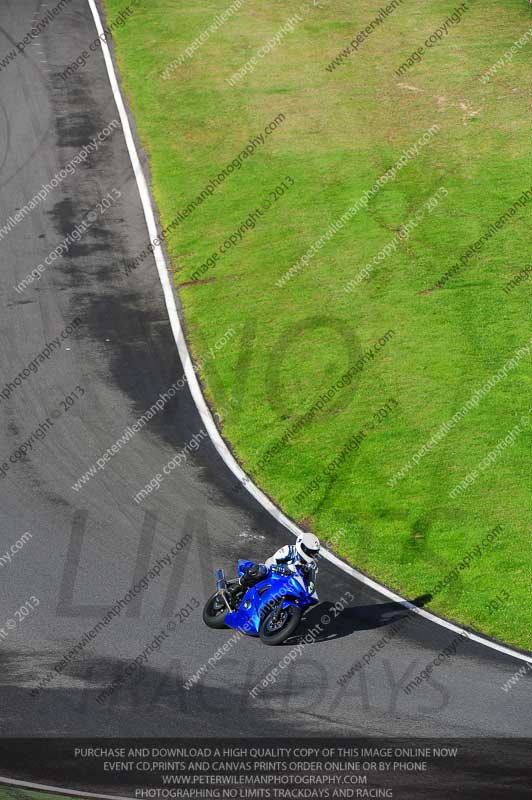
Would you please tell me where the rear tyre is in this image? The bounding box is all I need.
[259,604,301,645]
[203,592,229,629]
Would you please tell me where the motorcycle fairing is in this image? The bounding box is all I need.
[237,559,254,576]
[224,568,314,636]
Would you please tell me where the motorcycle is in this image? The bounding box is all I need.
[202,559,318,645]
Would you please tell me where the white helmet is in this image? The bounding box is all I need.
[296,532,320,564]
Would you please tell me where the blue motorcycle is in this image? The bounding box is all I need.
[202,560,318,645]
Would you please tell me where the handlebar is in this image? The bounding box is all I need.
[271,564,292,576]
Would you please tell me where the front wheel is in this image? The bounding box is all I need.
[203,592,229,629]
[259,604,301,645]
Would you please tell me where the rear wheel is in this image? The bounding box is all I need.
[202,592,229,629]
[259,603,301,645]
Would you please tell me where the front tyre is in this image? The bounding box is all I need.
[203,592,229,629]
[259,604,301,645]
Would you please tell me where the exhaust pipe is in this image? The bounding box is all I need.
[215,568,226,592]
[215,568,232,612]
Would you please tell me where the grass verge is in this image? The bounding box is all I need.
[0,790,77,800]
[102,0,532,649]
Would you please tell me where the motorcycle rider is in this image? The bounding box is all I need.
[239,532,320,591]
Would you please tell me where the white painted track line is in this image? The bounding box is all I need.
[86,0,532,668]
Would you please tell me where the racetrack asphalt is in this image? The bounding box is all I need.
[0,0,531,750]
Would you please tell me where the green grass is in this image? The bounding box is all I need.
[0,790,76,800]
[103,0,532,649]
